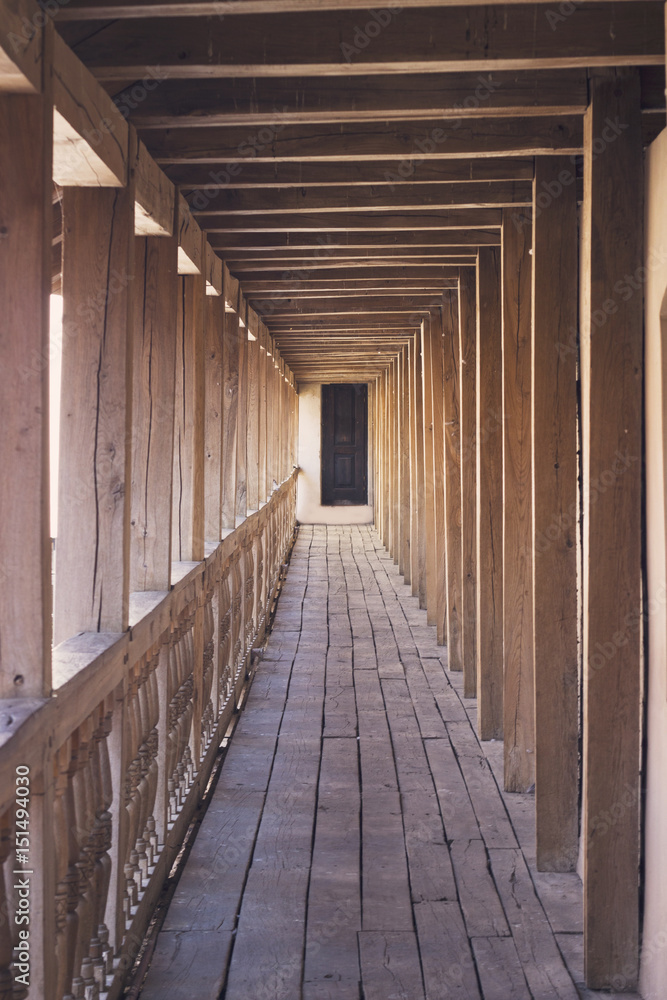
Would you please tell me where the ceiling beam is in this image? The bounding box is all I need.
[169,159,536,189]
[190,181,533,215]
[225,257,477,271]
[237,268,464,283]
[197,209,503,232]
[69,5,664,80]
[143,117,583,164]
[209,231,501,249]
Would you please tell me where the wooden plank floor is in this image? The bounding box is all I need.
[139,524,642,1000]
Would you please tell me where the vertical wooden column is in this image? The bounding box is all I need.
[532,157,579,872]
[221,311,239,528]
[476,247,504,740]
[56,182,135,643]
[429,310,447,645]
[382,369,391,549]
[391,357,399,559]
[247,335,260,512]
[459,268,477,698]
[204,293,224,543]
[0,40,53,694]
[172,266,206,562]
[409,339,418,587]
[502,207,535,792]
[442,289,463,672]
[131,234,178,589]
[400,345,411,579]
[258,338,268,503]
[581,70,643,988]
[236,323,248,520]
[413,328,427,607]
[265,340,274,495]
[421,318,437,624]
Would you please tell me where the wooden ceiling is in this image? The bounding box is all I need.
[54,1,666,382]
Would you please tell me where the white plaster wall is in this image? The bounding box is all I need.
[640,127,667,1000]
[296,382,374,524]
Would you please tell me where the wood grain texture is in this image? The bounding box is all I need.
[502,208,534,792]
[131,234,178,589]
[442,289,463,671]
[0,72,53,695]
[531,157,579,873]
[171,271,206,561]
[221,311,239,528]
[236,322,248,520]
[476,247,504,740]
[204,293,224,542]
[459,268,477,698]
[421,320,436,625]
[55,183,134,644]
[581,69,643,989]
[428,313,447,645]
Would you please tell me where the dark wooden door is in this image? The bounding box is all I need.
[321,383,368,506]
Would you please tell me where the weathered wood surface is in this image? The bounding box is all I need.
[139,525,586,1000]
[581,69,643,989]
[204,293,224,542]
[502,208,535,793]
[459,267,477,698]
[221,310,240,528]
[442,288,463,671]
[531,157,579,873]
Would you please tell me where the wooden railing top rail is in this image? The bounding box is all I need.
[0,470,297,816]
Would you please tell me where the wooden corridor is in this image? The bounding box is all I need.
[138,525,629,1000]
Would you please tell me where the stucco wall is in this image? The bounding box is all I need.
[296,382,374,524]
[640,127,667,1000]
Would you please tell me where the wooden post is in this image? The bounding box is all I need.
[172,267,206,562]
[258,335,268,504]
[459,267,477,698]
[476,247,504,740]
[55,180,135,644]
[221,311,239,528]
[581,69,643,989]
[236,323,248,520]
[247,334,260,512]
[131,234,178,590]
[532,157,579,873]
[421,318,437,625]
[0,34,53,695]
[429,311,447,646]
[391,357,399,560]
[502,207,535,792]
[204,293,224,543]
[443,288,463,672]
[413,329,427,607]
[400,345,411,580]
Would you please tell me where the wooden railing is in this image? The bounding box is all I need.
[0,473,297,1000]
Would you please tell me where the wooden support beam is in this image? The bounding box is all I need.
[55,182,134,644]
[113,70,593,127]
[192,182,533,215]
[581,69,643,989]
[131,233,178,590]
[459,267,477,698]
[199,210,503,232]
[236,322,248,520]
[420,318,436,622]
[442,288,463,671]
[236,269,465,284]
[177,192,203,273]
[134,138,175,235]
[221,310,240,528]
[210,230,501,250]
[429,310,447,645]
[173,157,535,192]
[0,41,53,698]
[502,207,534,792]
[400,345,411,580]
[476,246,504,740]
[531,157,579,873]
[0,0,43,92]
[247,333,260,511]
[71,5,664,79]
[205,241,223,295]
[204,293,224,542]
[172,269,206,561]
[258,330,268,503]
[412,332,427,606]
[53,30,128,186]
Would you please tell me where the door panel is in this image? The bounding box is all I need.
[321,383,368,505]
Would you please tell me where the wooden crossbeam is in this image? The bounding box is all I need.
[198,210,502,232]
[0,0,43,92]
[209,231,501,249]
[225,256,477,270]
[190,182,533,214]
[69,5,663,80]
[169,159,535,188]
[236,267,464,282]
[144,117,583,163]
